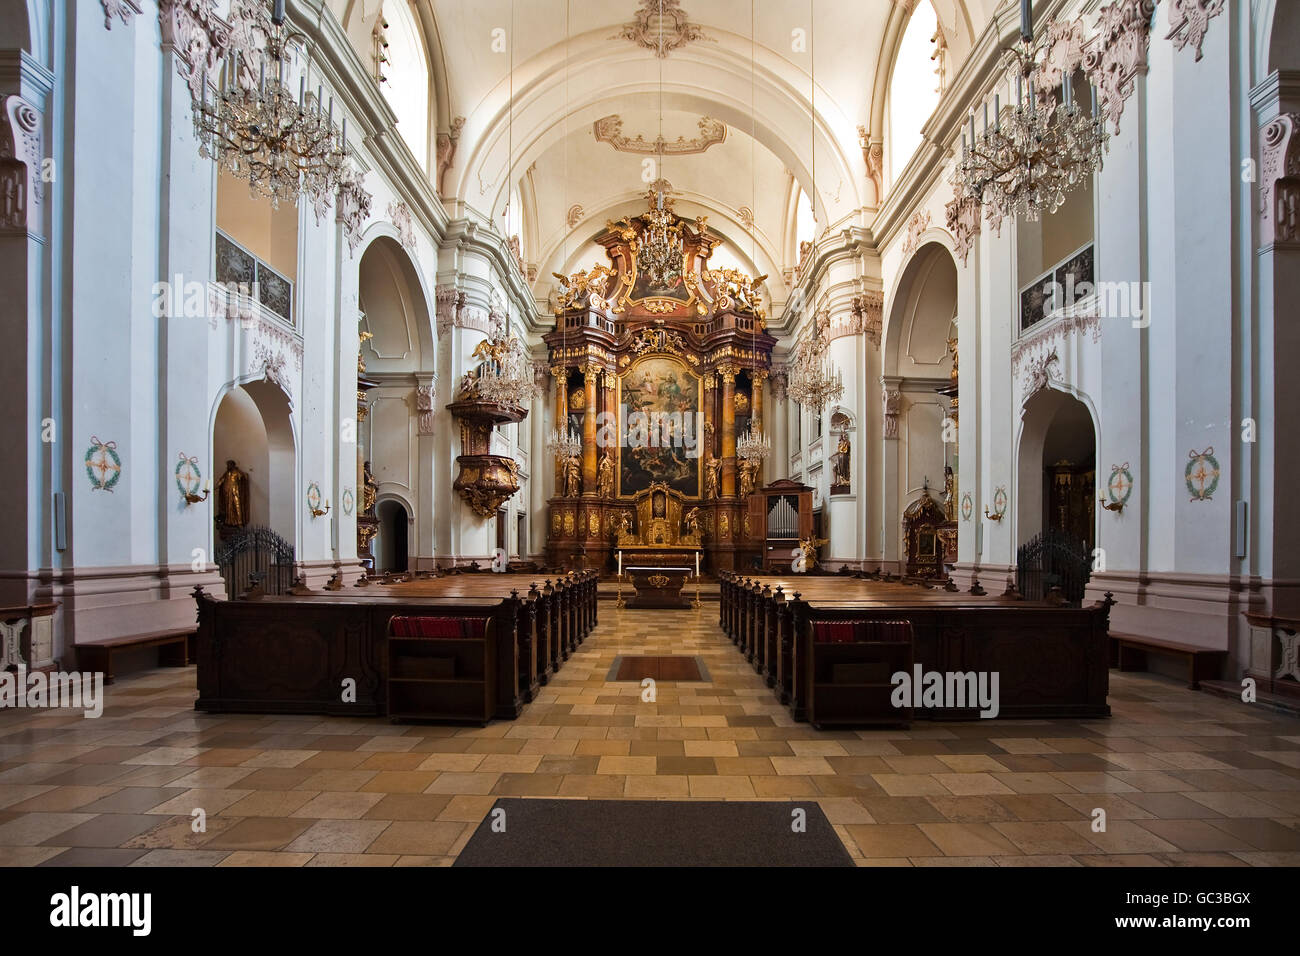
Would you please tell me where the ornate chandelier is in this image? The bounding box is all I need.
[737,425,770,462]
[786,309,844,414]
[194,0,351,208]
[952,7,1107,222]
[545,425,582,462]
[465,328,540,409]
[635,189,684,291]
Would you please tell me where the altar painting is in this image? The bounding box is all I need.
[618,357,700,497]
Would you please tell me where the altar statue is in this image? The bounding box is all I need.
[216,460,249,528]
[597,451,615,497]
[943,465,956,521]
[564,454,582,497]
[704,452,721,499]
[362,461,379,515]
[683,506,700,537]
[738,458,759,498]
[617,510,633,538]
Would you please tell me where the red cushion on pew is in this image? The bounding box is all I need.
[390,616,490,639]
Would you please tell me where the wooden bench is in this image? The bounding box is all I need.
[76,629,193,684]
[1110,633,1225,690]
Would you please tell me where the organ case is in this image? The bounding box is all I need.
[747,479,814,570]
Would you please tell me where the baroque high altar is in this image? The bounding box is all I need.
[546,192,775,572]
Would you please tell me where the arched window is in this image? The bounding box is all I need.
[381,0,430,170]
[795,188,815,248]
[888,1,941,186]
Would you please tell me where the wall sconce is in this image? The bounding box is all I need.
[1099,496,1124,514]
[311,498,331,519]
[183,479,210,506]
[983,506,1003,522]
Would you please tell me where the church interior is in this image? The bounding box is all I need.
[1,0,1299,885]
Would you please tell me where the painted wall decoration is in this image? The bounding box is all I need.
[174,453,202,498]
[342,488,355,516]
[85,437,121,492]
[1106,462,1134,506]
[1185,447,1220,502]
[992,485,1009,518]
[617,356,701,497]
[306,481,323,512]
[960,492,973,521]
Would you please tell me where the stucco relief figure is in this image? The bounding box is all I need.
[597,451,615,497]
[704,452,721,499]
[564,454,582,497]
[738,458,759,498]
[943,465,956,521]
[216,460,250,528]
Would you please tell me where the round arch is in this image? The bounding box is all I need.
[452,39,864,231]
[1013,384,1100,550]
[210,376,299,548]
[882,238,959,379]
[354,224,437,370]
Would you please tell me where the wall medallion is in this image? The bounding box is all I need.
[1106,462,1134,506]
[1185,447,1220,502]
[306,481,322,513]
[960,492,973,522]
[85,437,121,492]
[342,488,355,516]
[992,486,1008,518]
[174,452,202,499]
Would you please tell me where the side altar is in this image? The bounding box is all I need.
[544,191,776,573]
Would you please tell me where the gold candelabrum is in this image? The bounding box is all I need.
[1099,497,1124,514]
[984,506,1004,522]
[310,499,331,519]
[692,567,702,609]
[615,573,626,609]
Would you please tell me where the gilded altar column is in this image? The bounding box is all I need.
[751,369,766,484]
[582,364,599,494]
[552,365,568,487]
[702,373,716,481]
[719,363,738,497]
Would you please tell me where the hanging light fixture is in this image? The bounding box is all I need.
[952,0,1107,222]
[786,309,844,414]
[784,1,843,417]
[737,1,769,465]
[633,0,684,293]
[194,0,352,208]
[546,0,583,466]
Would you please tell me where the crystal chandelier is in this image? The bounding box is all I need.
[737,426,770,462]
[194,0,351,208]
[952,6,1107,222]
[635,189,684,292]
[545,425,582,462]
[786,310,844,414]
[467,329,540,408]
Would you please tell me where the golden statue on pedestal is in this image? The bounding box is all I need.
[216,460,249,528]
[597,451,615,497]
[738,458,759,498]
[704,452,721,499]
[564,454,582,497]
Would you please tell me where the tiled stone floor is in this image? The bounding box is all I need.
[2,606,1299,866]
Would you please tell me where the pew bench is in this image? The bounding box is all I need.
[804,620,914,729]
[75,628,194,684]
[386,616,497,725]
[1109,633,1225,690]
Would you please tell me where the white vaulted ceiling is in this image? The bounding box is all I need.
[329,0,995,303]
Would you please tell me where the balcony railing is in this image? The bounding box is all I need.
[215,230,294,326]
[1018,242,1094,334]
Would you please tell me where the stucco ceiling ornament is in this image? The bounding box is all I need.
[614,0,715,58]
[901,210,931,258]
[1165,0,1224,62]
[945,193,980,265]
[336,168,372,255]
[593,115,726,156]
[101,0,143,30]
[387,200,417,252]
[1081,0,1156,136]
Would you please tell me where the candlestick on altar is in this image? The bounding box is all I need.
[617,550,622,577]
[695,552,700,578]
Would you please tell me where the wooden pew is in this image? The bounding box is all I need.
[75,628,194,685]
